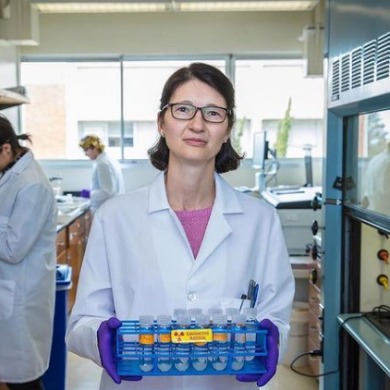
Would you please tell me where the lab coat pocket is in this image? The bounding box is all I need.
[0,280,15,320]
[0,215,9,231]
[221,297,250,312]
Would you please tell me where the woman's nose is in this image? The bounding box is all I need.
[189,109,205,131]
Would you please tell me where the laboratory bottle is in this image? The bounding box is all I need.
[188,308,202,321]
[243,307,257,361]
[157,315,172,372]
[174,314,192,372]
[207,308,223,323]
[192,314,210,372]
[211,314,229,371]
[226,307,239,323]
[138,315,154,372]
[231,314,247,370]
[173,308,188,321]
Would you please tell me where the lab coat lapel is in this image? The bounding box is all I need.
[189,173,243,276]
[0,171,12,188]
[0,151,32,189]
[148,172,194,262]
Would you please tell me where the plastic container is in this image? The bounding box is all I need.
[282,302,309,367]
[42,265,72,390]
[116,319,268,376]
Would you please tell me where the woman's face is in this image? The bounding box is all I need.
[84,147,100,160]
[0,143,13,171]
[158,79,231,169]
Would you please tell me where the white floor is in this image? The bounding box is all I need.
[66,353,318,390]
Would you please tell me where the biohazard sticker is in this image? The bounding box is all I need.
[171,329,213,344]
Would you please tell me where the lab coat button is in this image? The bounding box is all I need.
[188,292,197,301]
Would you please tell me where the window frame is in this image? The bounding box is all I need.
[20,52,315,163]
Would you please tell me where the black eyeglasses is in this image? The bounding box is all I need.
[161,103,231,123]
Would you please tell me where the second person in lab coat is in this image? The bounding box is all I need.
[0,115,57,390]
[79,135,125,214]
[66,63,294,390]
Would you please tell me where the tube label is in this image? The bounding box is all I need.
[171,329,213,344]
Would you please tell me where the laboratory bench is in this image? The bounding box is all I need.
[338,314,390,390]
[55,202,91,311]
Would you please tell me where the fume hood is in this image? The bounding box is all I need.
[0,86,30,110]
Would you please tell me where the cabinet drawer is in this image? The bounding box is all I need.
[57,249,67,265]
[309,262,322,291]
[56,229,67,256]
[69,219,81,244]
[308,284,321,317]
[308,336,320,376]
[308,310,321,335]
[84,210,92,232]
[78,214,86,235]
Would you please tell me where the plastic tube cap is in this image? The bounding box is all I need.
[226,308,240,317]
[176,314,192,326]
[243,308,257,319]
[232,314,247,325]
[173,308,188,318]
[139,315,154,327]
[188,308,203,317]
[195,314,210,326]
[157,315,172,326]
[208,308,223,317]
[213,315,228,325]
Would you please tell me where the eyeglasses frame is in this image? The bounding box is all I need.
[161,103,232,124]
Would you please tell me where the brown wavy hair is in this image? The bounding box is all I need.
[0,115,32,156]
[148,63,244,173]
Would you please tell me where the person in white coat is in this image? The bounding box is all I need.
[79,135,125,214]
[362,142,390,215]
[66,63,294,390]
[0,116,57,390]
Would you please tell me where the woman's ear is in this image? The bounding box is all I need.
[157,112,165,137]
[2,143,12,154]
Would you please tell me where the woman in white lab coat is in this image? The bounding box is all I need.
[66,63,294,390]
[0,116,57,390]
[79,135,125,214]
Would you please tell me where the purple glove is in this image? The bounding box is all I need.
[236,319,280,387]
[97,317,143,384]
[80,189,91,198]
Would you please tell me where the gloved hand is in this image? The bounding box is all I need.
[236,319,279,387]
[97,317,143,384]
[80,189,91,198]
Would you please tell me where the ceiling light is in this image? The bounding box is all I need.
[179,1,317,12]
[34,3,168,13]
[33,1,318,13]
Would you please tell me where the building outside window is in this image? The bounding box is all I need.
[21,58,324,160]
[235,59,324,158]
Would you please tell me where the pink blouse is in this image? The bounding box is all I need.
[175,207,213,259]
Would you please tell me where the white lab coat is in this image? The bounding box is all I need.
[91,152,125,214]
[0,151,57,383]
[66,171,294,390]
[363,146,390,215]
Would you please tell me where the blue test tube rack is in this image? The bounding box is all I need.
[116,320,268,376]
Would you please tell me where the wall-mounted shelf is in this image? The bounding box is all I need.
[0,87,30,110]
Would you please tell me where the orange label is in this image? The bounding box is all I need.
[160,334,171,343]
[139,334,154,345]
[213,332,228,342]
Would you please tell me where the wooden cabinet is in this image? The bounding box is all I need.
[56,210,91,311]
[56,228,67,263]
[307,232,323,377]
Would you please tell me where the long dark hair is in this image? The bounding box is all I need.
[0,115,31,156]
[148,63,244,173]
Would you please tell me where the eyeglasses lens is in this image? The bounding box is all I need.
[171,104,227,123]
